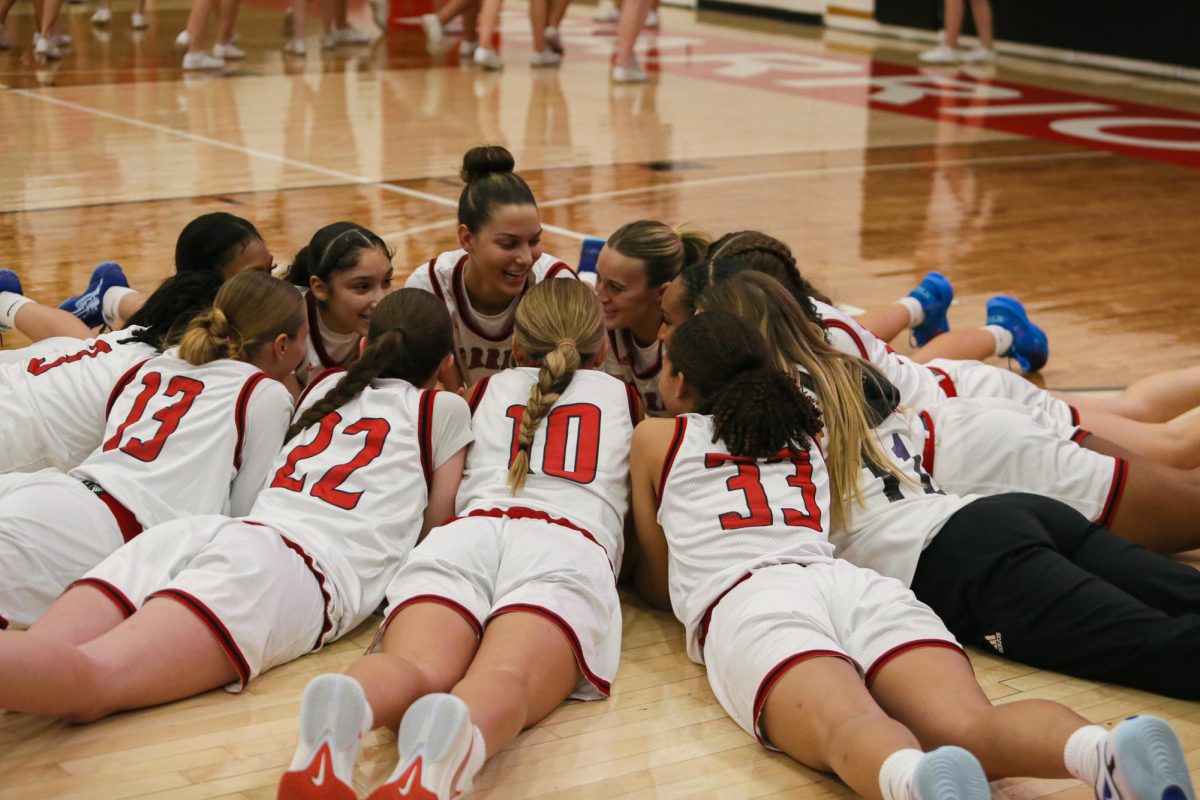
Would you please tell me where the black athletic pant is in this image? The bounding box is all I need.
[909,493,1200,699]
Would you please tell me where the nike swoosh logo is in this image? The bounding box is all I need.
[313,751,328,787]
[400,760,419,795]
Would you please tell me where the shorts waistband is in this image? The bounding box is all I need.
[80,479,144,543]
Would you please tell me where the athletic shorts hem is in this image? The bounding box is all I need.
[69,577,135,618]
[490,603,612,697]
[372,594,483,653]
[751,649,858,748]
[864,639,967,684]
[149,588,252,690]
[1096,458,1129,529]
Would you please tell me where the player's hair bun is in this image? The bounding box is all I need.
[461,145,516,183]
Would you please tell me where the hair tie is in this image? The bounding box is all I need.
[557,338,577,349]
[516,441,532,453]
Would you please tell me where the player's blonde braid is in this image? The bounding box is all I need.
[506,279,606,494]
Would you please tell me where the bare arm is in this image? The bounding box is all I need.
[630,419,674,611]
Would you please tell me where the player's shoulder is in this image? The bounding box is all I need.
[533,253,576,280]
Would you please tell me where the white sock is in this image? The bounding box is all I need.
[898,296,925,328]
[984,324,1014,357]
[101,285,137,328]
[879,748,925,800]
[1063,725,1107,785]
[0,292,32,332]
[461,725,487,792]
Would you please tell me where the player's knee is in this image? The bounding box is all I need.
[59,652,118,723]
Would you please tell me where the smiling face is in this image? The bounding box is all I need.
[595,247,665,337]
[657,277,691,344]
[460,203,543,313]
[310,246,394,336]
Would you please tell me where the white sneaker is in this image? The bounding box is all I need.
[458,38,477,57]
[913,747,990,800]
[612,62,647,83]
[420,12,443,52]
[443,16,462,34]
[91,7,112,24]
[959,45,996,63]
[473,45,502,70]
[283,37,306,55]
[371,694,482,800]
[368,0,388,29]
[182,50,225,69]
[53,32,72,46]
[333,25,370,44]
[1095,716,1196,800]
[131,11,148,28]
[34,35,64,60]
[919,43,959,63]
[544,24,561,53]
[277,675,370,800]
[530,48,560,67]
[213,41,245,58]
[174,29,190,49]
[645,9,659,27]
[593,3,618,22]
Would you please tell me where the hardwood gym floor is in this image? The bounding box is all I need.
[3,2,1200,796]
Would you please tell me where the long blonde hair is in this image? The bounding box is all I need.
[177,271,304,366]
[696,271,910,526]
[508,279,606,493]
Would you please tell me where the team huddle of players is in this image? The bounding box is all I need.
[0,145,1198,800]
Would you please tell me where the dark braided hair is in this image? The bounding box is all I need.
[286,222,392,289]
[679,257,823,330]
[286,289,453,440]
[707,231,833,306]
[175,212,263,275]
[120,271,224,351]
[667,310,822,459]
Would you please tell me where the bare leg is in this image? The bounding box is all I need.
[870,647,1080,779]
[0,596,236,722]
[346,604,478,732]
[13,302,93,341]
[761,656,921,800]
[613,0,651,68]
[186,0,214,54]
[38,0,64,40]
[451,611,580,755]
[334,0,347,28]
[436,0,476,25]
[941,0,965,47]
[855,303,911,344]
[217,0,239,45]
[0,0,18,25]
[1080,410,1200,469]
[967,0,993,49]
[460,2,478,41]
[549,0,569,27]
[291,0,307,43]
[528,0,547,52]
[29,584,127,646]
[475,0,502,53]
[910,329,996,364]
[1055,365,1200,423]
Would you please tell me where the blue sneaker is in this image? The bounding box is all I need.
[986,295,1049,373]
[913,746,990,800]
[58,261,128,328]
[908,271,954,347]
[1096,716,1195,800]
[0,269,22,296]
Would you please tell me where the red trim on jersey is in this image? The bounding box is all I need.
[617,329,663,381]
[656,417,689,511]
[451,254,527,343]
[462,507,604,553]
[278,535,335,650]
[150,588,252,689]
[82,480,144,542]
[1096,458,1130,529]
[926,366,957,398]
[625,382,642,426]
[297,367,346,409]
[821,319,869,359]
[417,390,438,491]
[1069,405,1081,427]
[426,258,446,301]
[375,595,483,654]
[752,650,856,746]
[70,578,136,618]
[917,410,937,477]
[467,376,491,416]
[865,640,966,685]
[697,571,753,648]
[1070,428,1090,444]
[233,373,271,471]
[543,261,577,280]
[490,603,611,697]
[0,612,6,630]
[306,292,347,370]
[106,358,151,421]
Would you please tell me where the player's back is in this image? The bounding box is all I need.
[72,349,292,527]
[657,413,833,659]
[460,367,636,567]
[0,329,157,473]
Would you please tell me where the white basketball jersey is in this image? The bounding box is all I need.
[406,249,576,387]
[828,409,975,587]
[657,413,834,662]
[810,300,945,409]
[603,329,668,417]
[459,367,636,569]
[250,371,473,636]
[72,349,294,528]
[0,329,157,472]
[297,289,362,386]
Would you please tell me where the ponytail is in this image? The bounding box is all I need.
[178,307,245,364]
[175,271,304,367]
